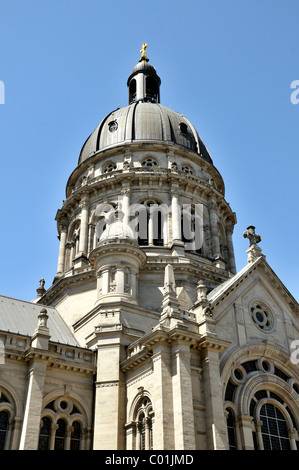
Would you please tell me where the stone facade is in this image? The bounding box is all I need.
[0,48,299,450]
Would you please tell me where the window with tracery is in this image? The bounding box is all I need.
[38,397,85,451]
[141,157,158,168]
[134,397,154,450]
[0,411,8,451]
[103,162,117,173]
[226,408,237,450]
[0,391,13,451]
[224,358,299,450]
[181,165,193,175]
[249,390,297,450]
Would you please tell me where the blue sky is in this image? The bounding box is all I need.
[0,0,298,302]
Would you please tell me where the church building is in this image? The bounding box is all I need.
[0,44,299,451]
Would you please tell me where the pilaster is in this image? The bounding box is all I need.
[19,358,47,450]
[197,336,230,450]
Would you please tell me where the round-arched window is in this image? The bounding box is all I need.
[259,403,290,450]
[181,165,193,175]
[141,157,158,168]
[103,162,117,173]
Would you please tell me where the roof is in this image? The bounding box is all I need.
[0,295,80,347]
[207,256,299,314]
[78,102,213,165]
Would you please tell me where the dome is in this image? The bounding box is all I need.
[129,60,159,78]
[78,102,212,165]
[100,219,135,241]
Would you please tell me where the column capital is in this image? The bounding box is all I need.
[79,198,89,209]
[170,186,179,197]
[208,199,218,211]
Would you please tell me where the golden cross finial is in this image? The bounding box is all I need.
[140,42,149,62]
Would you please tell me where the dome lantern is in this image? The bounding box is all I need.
[127,43,161,104]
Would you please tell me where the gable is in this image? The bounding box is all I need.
[210,259,299,352]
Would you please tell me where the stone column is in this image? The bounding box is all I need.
[148,210,154,246]
[171,341,196,449]
[226,222,236,274]
[254,419,263,450]
[145,417,151,450]
[19,360,47,450]
[65,425,73,450]
[57,223,67,275]
[78,195,90,255]
[129,269,138,298]
[49,423,58,450]
[10,417,22,450]
[171,186,181,242]
[289,427,297,450]
[87,224,95,253]
[208,200,220,258]
[121,185,131,228]
[4,418,14,450]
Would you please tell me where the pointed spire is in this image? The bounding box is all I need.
[164,264,176,293]
[160,265,181,325]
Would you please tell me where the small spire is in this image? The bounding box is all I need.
[139,42,149,62]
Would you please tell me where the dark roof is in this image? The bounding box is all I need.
[0,295,80,346]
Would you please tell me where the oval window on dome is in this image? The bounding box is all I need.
[179,122,188,134]
[108,120,118,133]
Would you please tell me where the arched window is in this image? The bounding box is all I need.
[103,162,117,173]
[38,397,86,450]
[259,403,290,450]
[0,411,8,451]
[134,397,154,450]
[38,416,51,450]
[0,391,15,451]
[141,157,158,168]
[129,78,137,103]
[224,357,299,450]
[137,200,164,247]
[181,204,203,253]
[54,419,67,450]
[145,76,159,103]
[181,165,193,175]
[66,221,81,267]
[70,421,82,451]
[226,408,237,450]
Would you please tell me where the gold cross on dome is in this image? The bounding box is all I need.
[140,42,148,61]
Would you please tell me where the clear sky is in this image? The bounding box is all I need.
[0,0,298,302]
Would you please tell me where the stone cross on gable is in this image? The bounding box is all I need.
[243,225,261,246]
